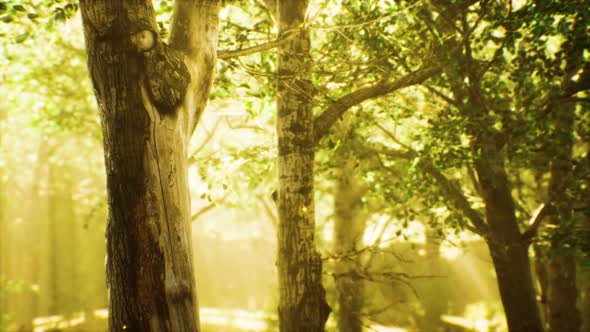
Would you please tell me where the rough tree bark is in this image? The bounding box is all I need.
[276,0,331,331]
[79,1,219,331]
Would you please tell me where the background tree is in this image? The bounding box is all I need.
[338,1,590,331]
[330,120,368,332]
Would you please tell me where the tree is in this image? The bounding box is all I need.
[357,2,589,331]
[542,8,587,332]
[274,0,331,330]
[79,1,219,331]
[283,1,588,330]
[0,96,7,330]
[331,130,367,332]
[514,6,590,332]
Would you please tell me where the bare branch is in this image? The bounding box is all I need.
[313,65,441,144]
[189,118,221,161]
[422,84,460,106]
[556,96,590,104]
[466,164,482,195]
[190,203,217,222]
[309,1,424,30]
[522,203,555,241]
[217,32,297,59]
[257,193,278,228]
[191,195,227,222]
[169,0,220,135]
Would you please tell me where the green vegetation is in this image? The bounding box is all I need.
[0,1,588,332]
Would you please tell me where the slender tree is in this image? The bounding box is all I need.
[275,0,331,330]
[79,1,219,330]
[333,144,367,332]
[0,106,7,329]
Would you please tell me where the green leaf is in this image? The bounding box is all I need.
[0,14,12,23]
[27,12,38,20]
[14,32,28,43]
[12,4,26,12]
[54,11,65,23]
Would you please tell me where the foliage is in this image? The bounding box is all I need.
[1,0,589,330]
[0,0,78,43]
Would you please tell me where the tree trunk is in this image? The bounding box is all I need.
[542,14,585,331]
[12,142,49,330]
[0,112,7,327]
[426,6,543,330]
[580,263,590,332]
[333,156,366,332]
[544,100,580,332]
[419,225,448,331]
[47,161,79,316]
[79,1,219,331]
[276,0,331,331]
[546,254,579,332]
[532,243,549,326]
[474,137,543,332]
[486,239,542,332]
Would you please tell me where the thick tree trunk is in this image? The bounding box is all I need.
[546,254,579,332]
[475,138,543,332]
[333,157,366,332]
[276,0,331,331]
[486,240,542,332]
[79,1,218,331]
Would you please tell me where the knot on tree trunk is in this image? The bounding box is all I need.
[131,29,191,114]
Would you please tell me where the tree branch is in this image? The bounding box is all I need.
[522,203,555,241]
[313,65,441,145]
[466,163,483,196]
[190,203,217,222]
[371,142,489,237]
[419,161,489,237]
[257,193,278,228]
[217,32,297,59]
[169,0,221,135]
[189,117,221,161]
[191,195,227,222]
